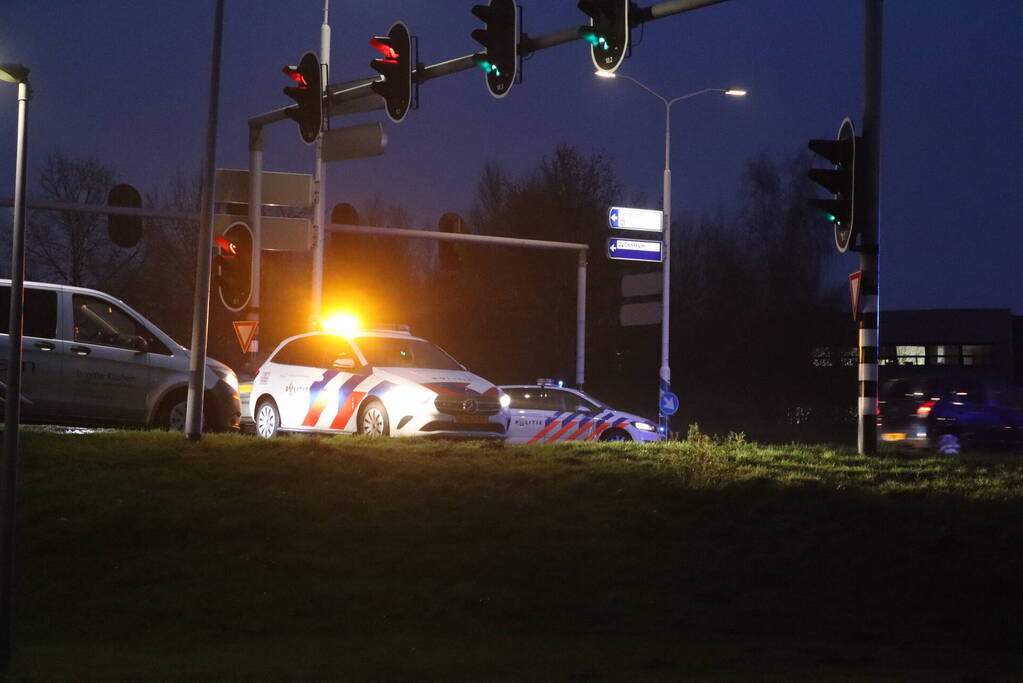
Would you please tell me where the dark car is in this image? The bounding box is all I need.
[879,375,1023,455]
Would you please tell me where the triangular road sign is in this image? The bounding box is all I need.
[848,270,863,321]
[232,320,259,354]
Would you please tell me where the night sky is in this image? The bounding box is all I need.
[2,0,1021,312]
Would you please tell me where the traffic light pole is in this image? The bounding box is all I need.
[858,0,883,455]
[310,2,330,328]
[247,126,262,354]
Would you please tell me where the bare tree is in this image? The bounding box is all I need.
[26,153,141,287]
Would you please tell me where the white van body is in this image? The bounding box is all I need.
[0,280,240,430]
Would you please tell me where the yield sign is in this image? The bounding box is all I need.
[848,270,863,321]
[233,320,259,354]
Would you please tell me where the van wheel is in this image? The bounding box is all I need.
[358,400,389,437]
[156,394,196,431]
[255,399,281,439]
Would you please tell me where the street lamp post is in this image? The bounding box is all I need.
[0,62,31,670]
[596,72,746,436]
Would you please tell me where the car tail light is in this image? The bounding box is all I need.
[916,400,936,417]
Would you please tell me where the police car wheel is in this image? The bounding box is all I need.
[359,400,390,437]
[255,399,281,439]
[936,433,961,456]
[600,428,632,442]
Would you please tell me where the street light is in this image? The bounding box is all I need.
[596,71,746,436]
[0,62,30,670]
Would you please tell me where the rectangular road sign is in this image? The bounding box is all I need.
[621,272,662,298]
[620,301,661,327]
[215,169,312,207]
[607,237,663,263]
[608,206,663,232]
[214,214,311,252]
[323,123,387,163]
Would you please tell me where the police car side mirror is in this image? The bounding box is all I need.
[332,357,356,370]
[576,405,592,413]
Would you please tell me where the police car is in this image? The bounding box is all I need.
[500,380,663,443]
[249,326,509,439]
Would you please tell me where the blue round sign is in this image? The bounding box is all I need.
[659,391,679,416]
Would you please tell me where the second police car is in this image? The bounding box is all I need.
[500,380,664,443]
[249,326,509,439]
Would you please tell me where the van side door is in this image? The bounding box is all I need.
[0,285,64,422]
[62,292,150,425]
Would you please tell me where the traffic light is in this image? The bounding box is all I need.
[438,212,465,270]
[808,117,860,253]
[107,183,142,248]
[282,51,323,145]
[216,221,253,312]
[370,22,413,123]
[577,0,630,73]
[330,202,360,226]
[471,0,518,99]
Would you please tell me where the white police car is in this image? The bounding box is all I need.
[500,380,663,443]
[249,327,509,439]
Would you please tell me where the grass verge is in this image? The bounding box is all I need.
[5,428,1023,681]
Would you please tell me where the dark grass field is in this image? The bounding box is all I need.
[4,428,1023,681]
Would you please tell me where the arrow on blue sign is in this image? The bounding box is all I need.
[659,391,679,416]
[609,208,620,228]
[607,237,663,263]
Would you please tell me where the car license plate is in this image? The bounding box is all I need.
[881,432,906,442]
[457,415,490,425]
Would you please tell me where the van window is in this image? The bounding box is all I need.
[0,286,58,338]
[72,294,170,355]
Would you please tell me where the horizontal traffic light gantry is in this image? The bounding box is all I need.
[578,0,630,73]
[282,52,323,145]
[471,0,519,99]
[808,117,860,253]
[370,22,413,123]
[216,221,253,312]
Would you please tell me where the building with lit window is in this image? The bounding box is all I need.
[813,308,1022,384]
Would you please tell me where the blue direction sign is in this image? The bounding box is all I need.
[659,391,680,416]
[608,206,663,232]
[607,237,663,263]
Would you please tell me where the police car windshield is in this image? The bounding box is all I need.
[576,390,608,410]
[355,337,464,371]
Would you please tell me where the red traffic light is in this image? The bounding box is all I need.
[214,235,238,257]
[368,22,413,124]
[369,37,400,62]
[282,65,308,88]
[281,52,322,145]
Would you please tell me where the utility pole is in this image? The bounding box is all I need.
[185,0,226,440]
[0,61,30,671]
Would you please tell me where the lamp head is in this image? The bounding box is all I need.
[0,64,30,84]
[594,70,616,79]
[724,88,747,97]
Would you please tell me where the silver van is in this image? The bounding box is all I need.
[0,280,240,431]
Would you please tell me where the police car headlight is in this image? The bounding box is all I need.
[499,392,511,409]
[211,365,239,393]
[632,421,656,432]
[388,385,432,410]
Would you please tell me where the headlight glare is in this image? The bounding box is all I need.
[499,392,511,408]
[632,421,656,432]
[211,365,239,393]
